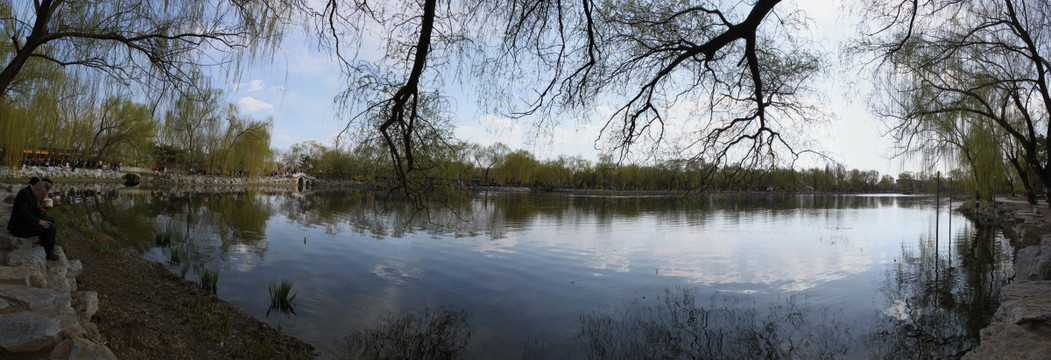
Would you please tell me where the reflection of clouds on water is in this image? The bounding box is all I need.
[652,242,872,292]
[371,264,421,285]
[227,244,261,273]
[884,299,910,321]
[580,246,632,273]
[473,235,518,256]
[513,207,877,292]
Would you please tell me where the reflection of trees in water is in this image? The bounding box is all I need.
[276,190,492,239]
[275,192,927,241]
[577,287,851,360]
[867,226,1012,359]
[79,191,939,248]
[335,289,852,360]
[338,306,471,359]
[87,189,277,277]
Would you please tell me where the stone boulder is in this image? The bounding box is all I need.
[964,281,1051,359]
[0,311,62,353]
[49,337,116,360]
[0,261,47,289]
[0,288,72,316]
[1012,221,1049,248]
[5,246,45,266]
[0,244,113,358]
[0,232,39,251]
[1014,236,1051,281]
[72,291,98,320]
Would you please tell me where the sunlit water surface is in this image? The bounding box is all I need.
[91,190,1012,359]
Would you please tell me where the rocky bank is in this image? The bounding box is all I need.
[1,165,305,187]
[0,185,115,359]
[961,200,1051,359]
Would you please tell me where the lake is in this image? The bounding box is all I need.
[87,189,1012,359]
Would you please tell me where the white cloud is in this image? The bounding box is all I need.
[238,96,274,112]
[247,79,265,92]
[231,79,266,92]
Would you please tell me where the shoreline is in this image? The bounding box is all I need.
[8,169,1037,358]
[0,184,316,359]
[958,199,1051,359]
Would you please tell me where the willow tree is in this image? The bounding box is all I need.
[318,0,824,201]
[162,85,223,169]
[0,0,305,170]
[0,0,305,97]
[215,110,274,176]
[87,96,159,164]
[858,0,1051,204]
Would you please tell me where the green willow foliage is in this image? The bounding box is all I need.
[0,67,276,176]
[0,0,302,174]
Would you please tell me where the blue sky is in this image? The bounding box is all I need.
[225,0,922,176]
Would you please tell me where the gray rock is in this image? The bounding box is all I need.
[1014,240,1051,281]
[0,264,46,289]
[3,194,14,204]
[48,256,69,279]
[0,288,72,315]
[56,313,87,339]
[1012,222,1049,248]
[995,281,1051,325]
[0,311,62,353]
[0,232,39,251]
[49,338,117,360]
[73,291,98,320]
[964,281,1051,359]
[4,247,45,266]
[66,260,82,278]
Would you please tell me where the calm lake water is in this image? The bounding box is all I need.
[88,189,1012,359]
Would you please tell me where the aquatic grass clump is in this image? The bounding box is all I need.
[155,232,173,247]
[169,246,183,265]
[268,279,297,315]
[200,270,219,294]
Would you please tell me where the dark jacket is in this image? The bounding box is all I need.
[7,186,43,236]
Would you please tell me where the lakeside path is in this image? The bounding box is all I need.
[0,184,315,359]
[962,197,1051,359]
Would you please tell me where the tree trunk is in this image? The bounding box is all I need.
[0,0,59,97]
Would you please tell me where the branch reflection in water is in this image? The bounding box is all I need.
[867,226,1012,359]
[338,306,471,359]
[337,289,851,360]
[576,287,851,359]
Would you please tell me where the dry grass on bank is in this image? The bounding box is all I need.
[55,207,315,360]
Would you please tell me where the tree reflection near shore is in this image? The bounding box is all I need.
[338,306,472,359]
[336,288,853,360]
[576,287,851,360]
[867,226,1012,359]
[76,189,1015,358]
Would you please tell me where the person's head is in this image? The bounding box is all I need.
[28,177,39,186]
[31,178,52,198]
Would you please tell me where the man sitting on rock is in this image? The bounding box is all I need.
[7,178,59,261]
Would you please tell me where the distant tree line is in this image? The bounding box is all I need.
[283,140,1005,194]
